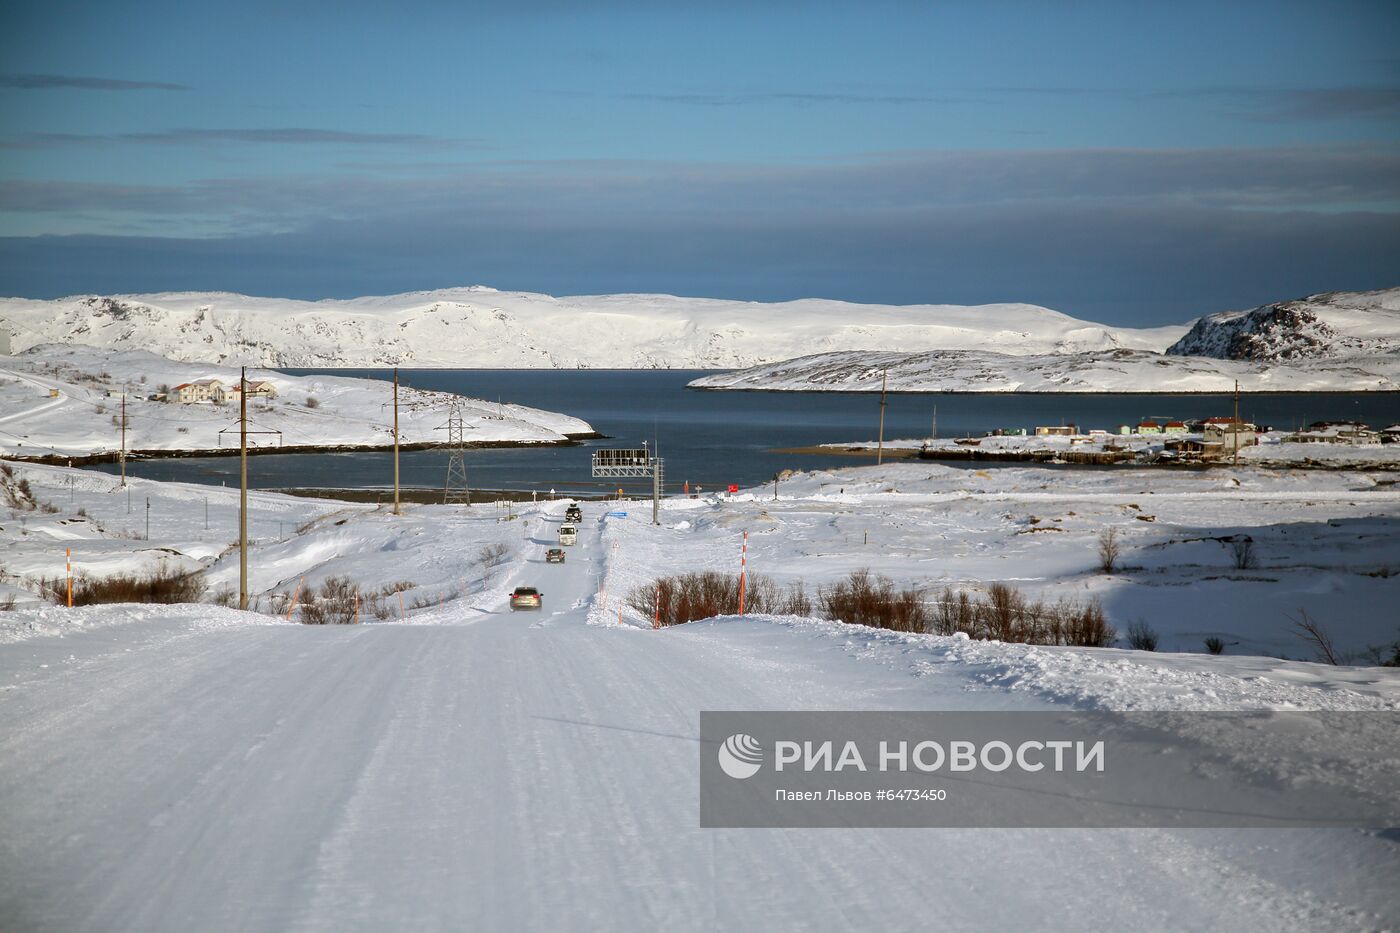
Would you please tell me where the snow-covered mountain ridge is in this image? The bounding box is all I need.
[0,286,1184,368]
[1167,288,1400,361]
[688,346,1400,393]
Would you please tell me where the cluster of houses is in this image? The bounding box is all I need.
[1279,421,1398,446]
[156,377,278,405]
[977,416,1400,462]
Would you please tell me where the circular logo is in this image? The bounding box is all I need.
[718,733,763,779]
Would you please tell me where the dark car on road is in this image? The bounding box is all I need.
[545,548,565,564]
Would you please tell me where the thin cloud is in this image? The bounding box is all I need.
[607,90,973,106]
[1244,87,1400,121]
[1,127,467,150]
[0,73,190,91]
[5,144,1398,233]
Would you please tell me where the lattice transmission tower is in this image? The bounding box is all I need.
[438,403,472,505]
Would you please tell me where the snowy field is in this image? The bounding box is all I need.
[2,458,1399,930]
[0,345,593,459]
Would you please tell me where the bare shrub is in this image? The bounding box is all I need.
[778,581,812,617]
[979,582,1027,641]
[41,565,206,606]
[1126,619,1159,651]
[932,586,1114,647]
[931,588,976,636]
[627,570,806,627]
[1290,609,1339,665]
[1204,637,1226,655]
[305,396,320,409]
[298,576,358,625]
[210,587,235,607]
[819,569,927,633]
[478,543,511,568]
[0,593,16,611]
[1059,599,1115,647]
[1096,527,1121,574]
[1231,536,1256,570]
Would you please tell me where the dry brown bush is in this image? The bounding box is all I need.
[627,570,808,627]
[819,569,927,633]
[42,565,206,606]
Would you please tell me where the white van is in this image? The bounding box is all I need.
[558,524,578,546]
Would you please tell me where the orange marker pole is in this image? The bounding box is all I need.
[355,590,360,625]
[66,548,72,608]
[653,588,661,630]
[398,590,405,620]
[285,576,304,621]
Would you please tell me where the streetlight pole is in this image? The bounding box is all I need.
[876,369,888,465]
[119,392,127,487]
[239,366,248,610]
[393,367,401,516]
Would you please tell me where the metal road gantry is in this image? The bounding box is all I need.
[591,446,663,524]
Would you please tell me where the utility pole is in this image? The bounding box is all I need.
[393,367,401,516]
[876,369,889,465]
[119,392,127,487]
[1232,379,1240,467]
[239,367,248,610]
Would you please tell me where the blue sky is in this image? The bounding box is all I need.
[1,0,1398,323]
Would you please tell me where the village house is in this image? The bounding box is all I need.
[1204,419,1258,452]
[170,378,224,404]
[1382,425,1400,444]
[1136,420,1162,434]
[1283,422,1381,445]
[217,380,279,403]
[1035,425,1076,437]
[1163,421,1189,433]
[1164,437,1225,459]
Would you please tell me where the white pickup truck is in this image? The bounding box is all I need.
[558,524,578,546]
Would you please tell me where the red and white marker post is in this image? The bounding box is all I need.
[738,531,747,615]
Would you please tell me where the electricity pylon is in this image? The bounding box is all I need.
[438,403,472,505]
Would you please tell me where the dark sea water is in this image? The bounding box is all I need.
[88,369,1399,496]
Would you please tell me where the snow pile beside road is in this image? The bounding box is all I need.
[675,614,1400,710]
[0,602,283,644]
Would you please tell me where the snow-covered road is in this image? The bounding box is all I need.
[3,506,1398,931]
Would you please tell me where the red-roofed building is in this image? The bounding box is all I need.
[171,378,223,404]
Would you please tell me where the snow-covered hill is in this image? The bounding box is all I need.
[0,287,1185,369]
[0,345,594,459]
[1167,288,1400,361]
[688,347,1400,393]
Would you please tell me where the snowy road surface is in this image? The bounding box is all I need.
[3,509,1398,932]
